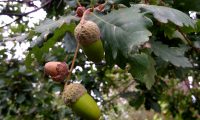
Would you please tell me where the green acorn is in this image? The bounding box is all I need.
[74,20,104,63]
[62,83,101,120]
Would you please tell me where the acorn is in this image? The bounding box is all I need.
[62,83,101,120]
[44,61,69,82]
[76,6,86,17]
[74,20,104,63]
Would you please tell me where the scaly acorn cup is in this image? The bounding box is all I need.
[44,61,69,82]
[62,83,101,120]
[74,20,104,63]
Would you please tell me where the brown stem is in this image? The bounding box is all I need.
[64,54,68,62]
[76,0,81,7]
[80,8,91,24]
[66,42,80,80]
[177,26,192,45]
[56,0,63,9]
[177,26,200,53]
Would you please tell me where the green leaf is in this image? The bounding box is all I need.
[63,33,76,53]
[16,94,26,104]
[136,4,195,28]
[129,53,156,89]
[89,7,152,60]
[25,23,76,67]
[30,31,53,48]
[151,41,192,68]
[163,25,187,43]
[41,23,75,52]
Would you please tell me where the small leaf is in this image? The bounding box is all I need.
[63,33,76,53]
[130,53,156,89]
[151,41,192,67]
[171,30,187,42]
[41,23,75,52]
[163,25,186,41]
[25,23,76,67]
[16,94,26,104]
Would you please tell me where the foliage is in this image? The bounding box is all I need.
[0,0,200,120]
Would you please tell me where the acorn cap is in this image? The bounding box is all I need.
[44,62,68,82]
[62,83,87,105]
[74,20,100,45]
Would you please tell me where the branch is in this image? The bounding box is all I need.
[0,17,21,28]
[0,0,51,28]
[76,0,81,7]
[177,26,200,53]
[176,26,192,45]
[0,0,51,17]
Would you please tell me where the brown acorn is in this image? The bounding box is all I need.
[76,6,86,17]
[62,83,101,120]
[44,61,69,82]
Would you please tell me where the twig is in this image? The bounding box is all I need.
[0,0,51,28]
[76,0,81,7]
[177,26,200,53]
[66,42,80,81]
[0,17,21,28]
[176,26,192,45]
[56,0,63,9]
[63,54,68,62]
[0,0,51,17]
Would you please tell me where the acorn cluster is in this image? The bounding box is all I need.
[44,18,103,120]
